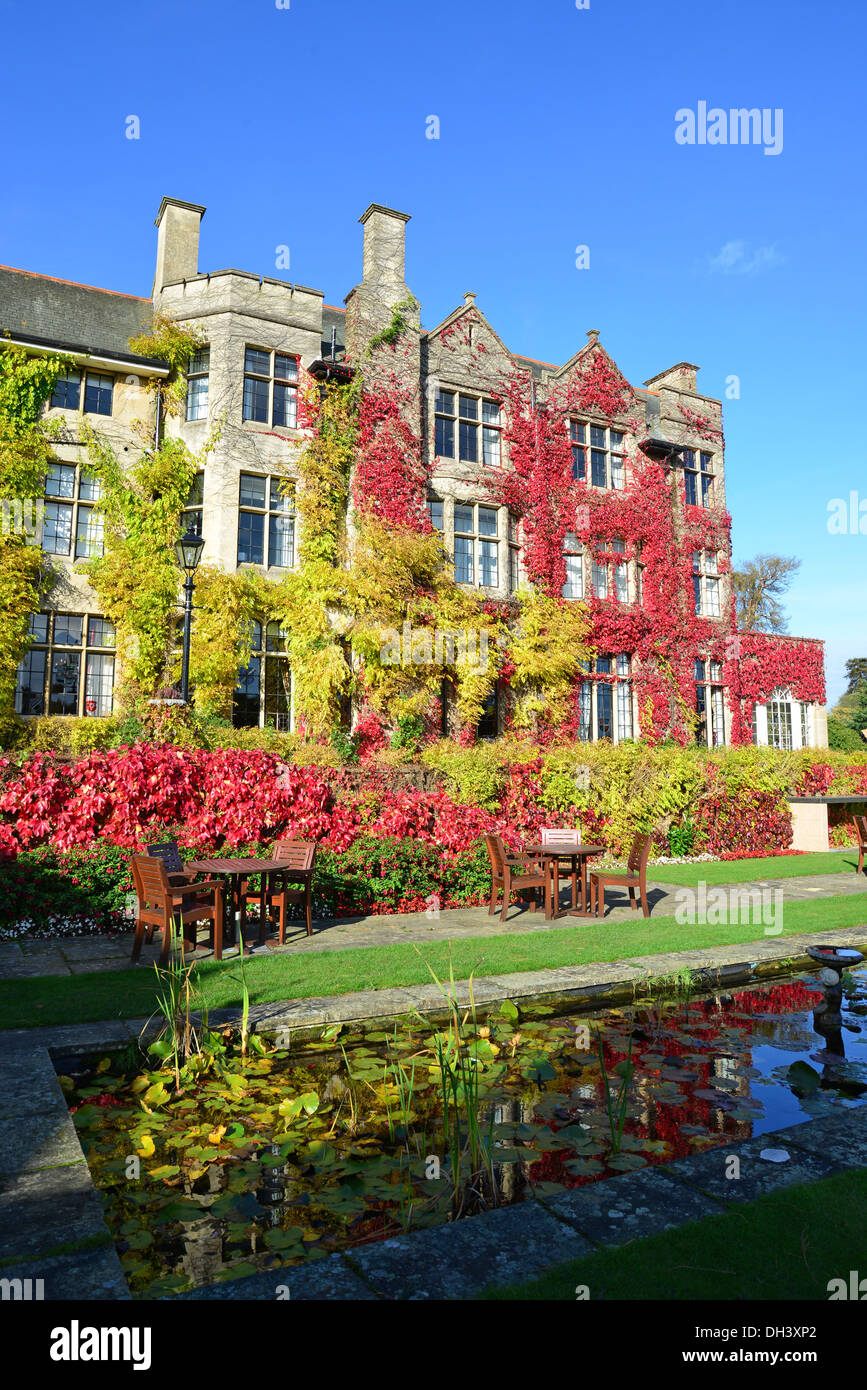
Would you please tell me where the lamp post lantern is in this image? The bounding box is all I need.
[174,525,205,704]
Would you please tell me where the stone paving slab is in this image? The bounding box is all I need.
[666,1131,850,1204]
[174,1252,378,1301]
[0,1051,79,1118]
[347,1200,592,1300]
[245,988,422,1033]
[0,1101,85,1178]
[0,1046,88,1183]
[540,1166,721,1246]
[0,1164,111,1262]
[0,944,68,978]
[0,1247,130,1300]
[483,962,646,999]
[770,1109,867,1168]
[0,1020,134,1056]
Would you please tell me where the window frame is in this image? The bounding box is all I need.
[434,388,502,466]
[14,612,116,718]
[569,420,625,490]
[576,654,634,744]
[453,501,501,589]
[185,347,210,422]
[692,549,721,618]
[237,473,297,569]
[41,463,105,559]
[242,347,299,429]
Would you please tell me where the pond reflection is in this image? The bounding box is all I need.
[66,966,867,1297]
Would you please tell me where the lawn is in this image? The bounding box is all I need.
[480,1167,867,1300]
[2,891,866,1031]
[647,849,860,885]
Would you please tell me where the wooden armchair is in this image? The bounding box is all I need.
[242,840,316,944]
[130,854,224,964]
[588,832,652,919]
[854,814,867,875]
[486,833,551,923]
[146,839,197,888]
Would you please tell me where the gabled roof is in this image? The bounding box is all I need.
[550,331,624,385]
[0,265,153,360]
[427,296,518,366]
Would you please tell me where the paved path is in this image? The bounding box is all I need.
[0,870,864,980]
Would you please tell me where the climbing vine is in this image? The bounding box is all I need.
[128,315,206,417]
[81,425,219,707]
[0,344,69,739]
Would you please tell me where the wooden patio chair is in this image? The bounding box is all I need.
[588,832,652,919]
[146,839,197,888]
[485,833,551,923]
[854,814,867,875]
[130,854,224,964]
[540,827,582,911]
[241,840,317,944]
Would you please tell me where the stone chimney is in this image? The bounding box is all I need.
[359,203,411,291]
[153,197,206,296]
[643,362,700,394]
[345,203,418,360]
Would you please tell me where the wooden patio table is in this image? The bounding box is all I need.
[185,857,288,953]
[522,842,605,919]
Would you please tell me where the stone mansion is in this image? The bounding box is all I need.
[0,197,827,748]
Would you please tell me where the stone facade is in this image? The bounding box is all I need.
[1,197,827,746]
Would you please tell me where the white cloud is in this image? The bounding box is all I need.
[708,240,783,275]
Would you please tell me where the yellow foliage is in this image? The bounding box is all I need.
[508,590,594,729]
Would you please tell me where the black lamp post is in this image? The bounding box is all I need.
[174,525,205,703]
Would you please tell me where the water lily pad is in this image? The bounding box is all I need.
[263,1226,305,1251]
[607,1153,647,1171]
[787,1061,821,1096]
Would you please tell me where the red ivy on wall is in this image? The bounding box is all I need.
[479,343,824,744]
[352,372,430,533]
[305,318,825,749]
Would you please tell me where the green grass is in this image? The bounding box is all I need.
[2,892,866,1032]
[479,1167,867,1300]
[648,849,860,885]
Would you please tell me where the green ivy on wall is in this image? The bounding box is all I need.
[0,343,70,739]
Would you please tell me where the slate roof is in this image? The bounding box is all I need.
[0,265,155,362]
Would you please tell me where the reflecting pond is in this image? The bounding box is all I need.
[63,966,867,1297]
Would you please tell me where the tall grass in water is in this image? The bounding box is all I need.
[146,924,209,1090]
[416,949,498,1220]
[594,1027,634,1154]
[226,925,251,1056]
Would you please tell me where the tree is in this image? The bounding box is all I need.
[845,658,867,694]
[732,554,801,633]
[832,659,867,738]
[850,680,867,737]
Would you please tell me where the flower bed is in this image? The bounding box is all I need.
[1,743,865,936]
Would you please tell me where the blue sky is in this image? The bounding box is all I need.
[1,0,864,706]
